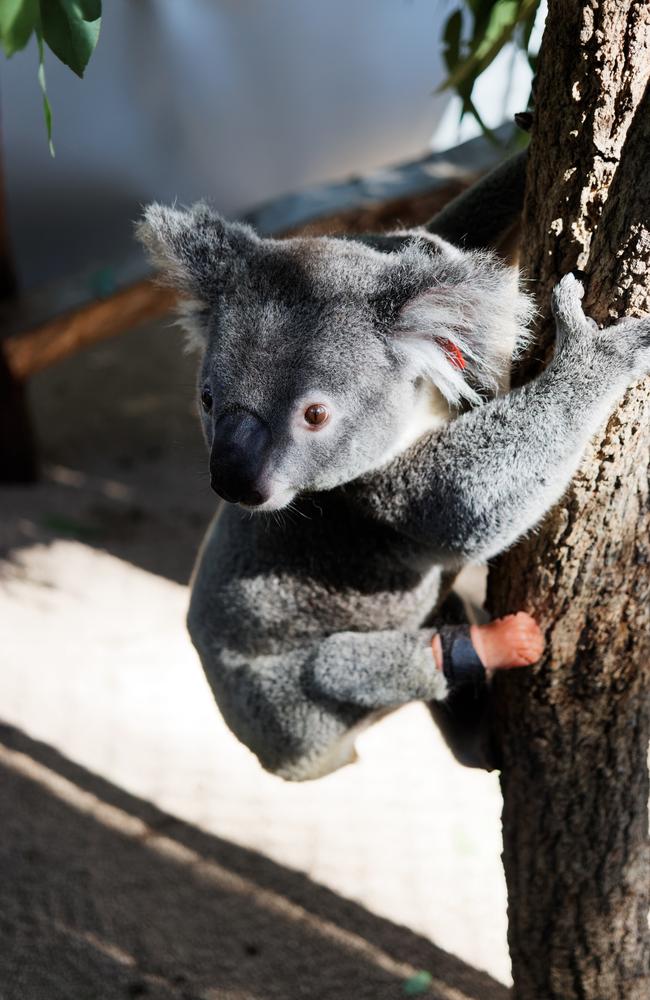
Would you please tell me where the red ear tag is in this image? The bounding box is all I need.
[440,339,466,370]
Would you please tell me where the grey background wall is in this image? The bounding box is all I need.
[0,0,538,290]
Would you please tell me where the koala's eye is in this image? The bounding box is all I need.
[304,403,329,428]
[201,387,213,413]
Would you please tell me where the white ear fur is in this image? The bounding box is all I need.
[393,254,535,406]
[175,297,210,353]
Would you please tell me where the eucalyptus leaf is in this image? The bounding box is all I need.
[403,970,433,995]
[0,0,26,34]
[40,0,101,78]
[442,10,463,75]
[77,0,101,19]
[438,0,542,142]
[441,0,536,93]
[467,0,499,37]
[467,0,502,56]
[0,0,38,56]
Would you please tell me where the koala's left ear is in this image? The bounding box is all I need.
[389,243,535,405]
[136,202,257,300]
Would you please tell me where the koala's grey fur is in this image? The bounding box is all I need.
[137,175,650,781]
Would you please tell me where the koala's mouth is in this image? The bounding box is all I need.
[240,486,297,514]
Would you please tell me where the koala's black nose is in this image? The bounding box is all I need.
[210,410,272,507]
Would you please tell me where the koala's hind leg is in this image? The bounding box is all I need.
[427,597,542,770]
[429,682,496,770]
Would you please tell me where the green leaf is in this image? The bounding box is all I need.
[36,31,55,157]
[39,0,101,78]
[0,0,38,56]
[466,0,501,53]
[0,0,26,34]
[440,0,539,95]
[441,9,463,75]
[77,0,101,19]
[403,970,433,995]
[436,0,543,145]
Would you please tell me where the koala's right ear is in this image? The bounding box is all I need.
[136,202,258,299]
[136,202,258,350]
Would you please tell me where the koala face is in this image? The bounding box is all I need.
[138,205,532,511]
[192,249,438,509]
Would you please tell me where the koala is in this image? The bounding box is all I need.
[137,155,650,781]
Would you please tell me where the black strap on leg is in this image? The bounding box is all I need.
[430,625,495,770]
[438,624,487,692]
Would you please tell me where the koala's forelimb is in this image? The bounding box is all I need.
[352,275,650,564]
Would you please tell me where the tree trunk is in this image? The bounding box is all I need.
[487,3,650,998]
[0,107,37,483]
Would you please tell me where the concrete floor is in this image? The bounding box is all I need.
[0,318,511,999]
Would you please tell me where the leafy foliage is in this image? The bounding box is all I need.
[402,970,434,995]
[440,0,542,141]
[0,0,102,154]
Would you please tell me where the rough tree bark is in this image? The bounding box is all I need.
[488,2,650,997]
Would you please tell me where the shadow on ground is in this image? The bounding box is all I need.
[0,724,508,1000]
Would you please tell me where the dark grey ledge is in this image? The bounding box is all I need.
[244,123,517,235]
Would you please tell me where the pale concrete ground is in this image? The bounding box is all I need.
[0,319,510,999]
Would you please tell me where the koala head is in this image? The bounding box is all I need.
[137,203,533,511]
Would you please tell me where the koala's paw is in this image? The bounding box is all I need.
[551,273,584,322]
[551,275,650,383]
[551,275,592,355]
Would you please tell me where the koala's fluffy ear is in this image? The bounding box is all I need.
[136,202,257,350]
[390,241,535,405]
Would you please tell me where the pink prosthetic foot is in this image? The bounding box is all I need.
[430,612,543,772]
[432,612,544,673]
[469,612,544,671]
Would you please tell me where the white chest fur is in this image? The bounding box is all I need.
[376,380,451,469]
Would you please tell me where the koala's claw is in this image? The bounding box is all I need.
[551,273,585,324]
[561,272,584,298]
[551,274,593,358]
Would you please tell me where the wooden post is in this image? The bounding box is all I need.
[0,113,37,483]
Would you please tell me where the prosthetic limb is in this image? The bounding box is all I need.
[429,613,543,770]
